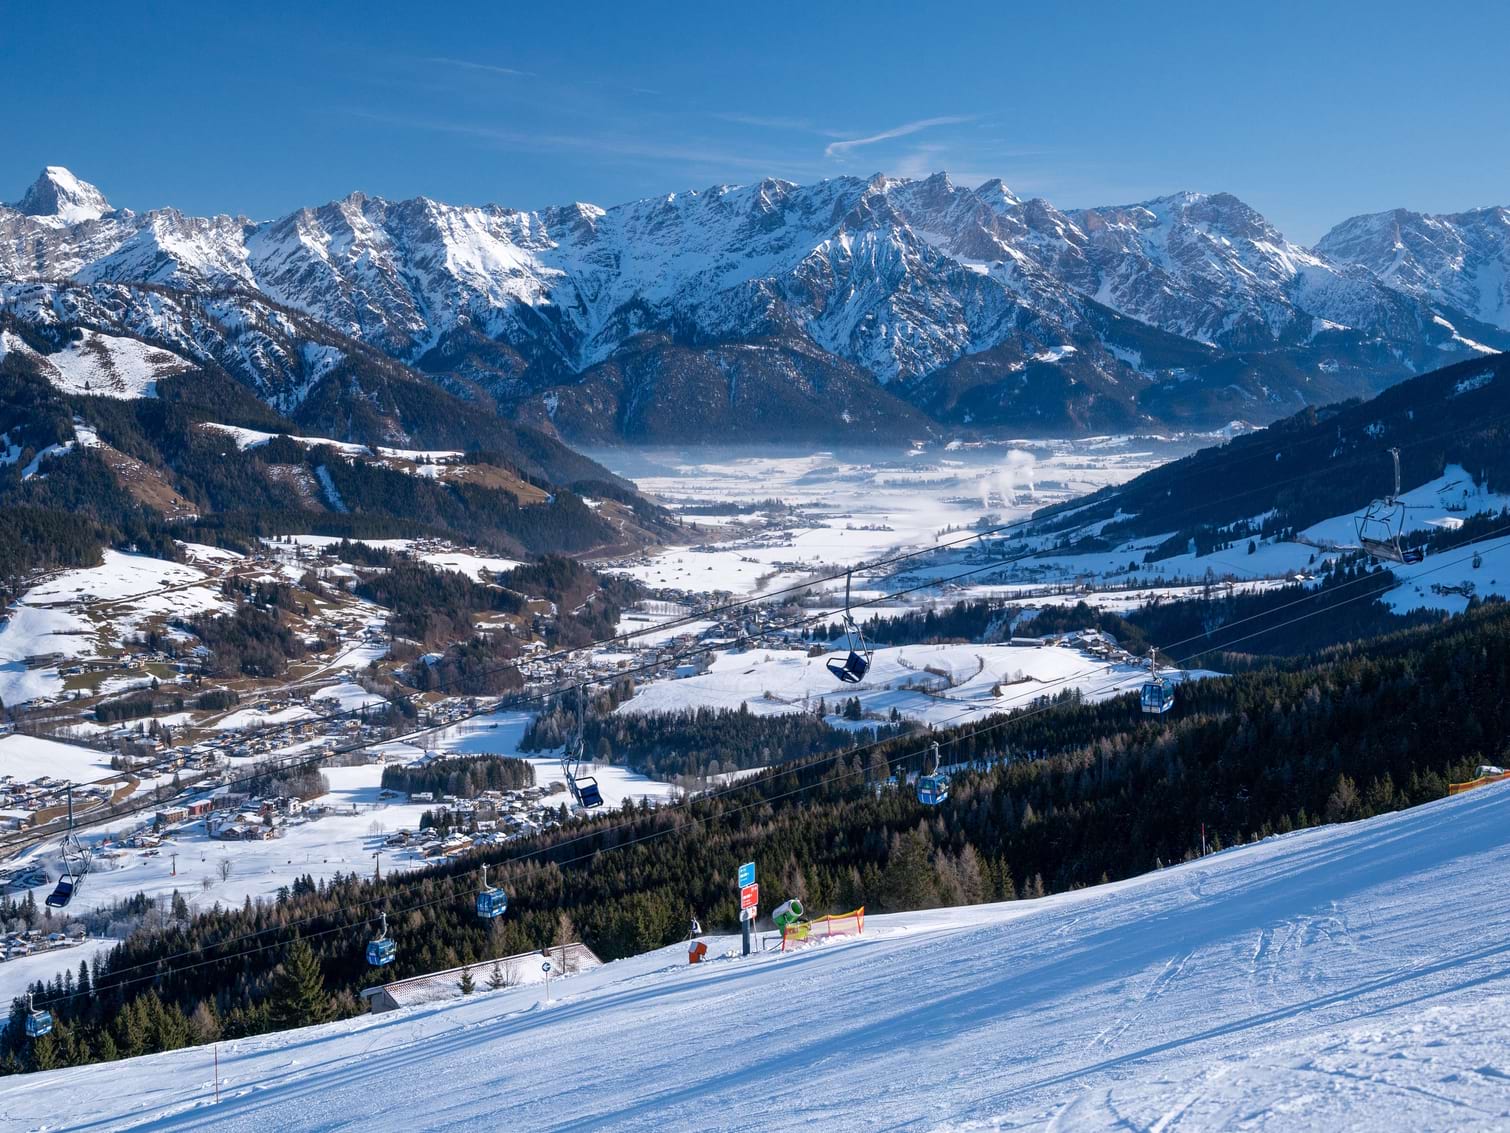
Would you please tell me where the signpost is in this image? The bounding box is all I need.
[738,863,757,956]
[542,958,553,1004]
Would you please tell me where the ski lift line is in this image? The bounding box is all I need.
[27,495,1510,918]
[29,405,1504,823]
[15,467,1503,876]
[0,502,1337,850]
[32,527,1509,1015]
[29,539,1471,1019]
[10,479,1497,869]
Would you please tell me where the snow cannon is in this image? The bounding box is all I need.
[688,940,708,965]
[772,898,805,932]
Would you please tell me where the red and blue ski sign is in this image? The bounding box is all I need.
[738,861,756,888]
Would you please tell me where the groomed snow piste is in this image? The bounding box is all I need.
[7,784,1510,1130]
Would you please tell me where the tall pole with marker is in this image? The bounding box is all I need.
[738,861,757,957]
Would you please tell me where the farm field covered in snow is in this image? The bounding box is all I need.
[617,641,1192,727]
[8,782,1510,1131]
[590,439,1193,599]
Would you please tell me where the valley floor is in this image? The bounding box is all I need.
[7,784,1510,1130]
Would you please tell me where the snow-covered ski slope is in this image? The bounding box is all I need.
[9,786,1510,1131]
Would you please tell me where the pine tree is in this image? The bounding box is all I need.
[486,961,507,990]
[881,829,939,911]
[30,1034,57,1071]
[268,937,332,1030]
[458,967,475,995]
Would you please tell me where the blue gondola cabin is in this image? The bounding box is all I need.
[367,937,397,967]
[476,888,508,919]
[917,773,950,807]
[25,1010,52,1038]
[1141,680,1175,715]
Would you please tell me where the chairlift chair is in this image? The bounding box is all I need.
[367,912,397,967]
[45,786,90,908]
[1140,648,1176,716]
[24,994,51,1039]
[45,879,74,909]
[574,777,604,808]
[475,864,508,919]
[826,572,873,685]
[1355,448,1425,565]
[917,741,950,807]
[560,689,605,809]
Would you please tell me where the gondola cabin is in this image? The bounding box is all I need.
[917,773,950,807]
[1140,679,1175,715]
[25,1009,52,1038]
[367,937,397,967]
[476,888,508,919]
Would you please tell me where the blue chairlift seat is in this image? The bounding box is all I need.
[1140,680,1175,715]
[45,879,75,908]
[575,777,604,809]
[25,1010,52,1038]
[917,773,950,807]
[366,937,397,967]
[476,888,508,919]
[826,651,870,684]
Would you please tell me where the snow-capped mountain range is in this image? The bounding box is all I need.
[1317,205,1510,333]
[2,166,1506,440]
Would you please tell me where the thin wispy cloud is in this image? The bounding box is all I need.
[423,56,536,79]
[713,113,847,138]
[825,116,973,158]
[343,109,831,182]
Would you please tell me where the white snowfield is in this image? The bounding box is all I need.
[0,733,114,785]
[598,443,1169,600]
[9,785,1510,1130]
[199,424,463,468]
[34,329,193,399]
[619,641,1186,728]
[905,461,1510,620]
[0,550,229,708]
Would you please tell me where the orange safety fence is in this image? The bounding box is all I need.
[1448,770,1510,795]
[781,906,865,952]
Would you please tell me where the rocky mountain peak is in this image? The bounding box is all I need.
[12,166,112,224]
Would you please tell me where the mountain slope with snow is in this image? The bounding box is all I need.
[2,167,1504,439]
[9,784,1510,1131]
[1319,204,1510,335]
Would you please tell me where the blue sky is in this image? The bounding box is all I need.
[2,0,1506,243]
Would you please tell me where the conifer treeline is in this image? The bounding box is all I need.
[380,756,535,798]
[521,702,903,782]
